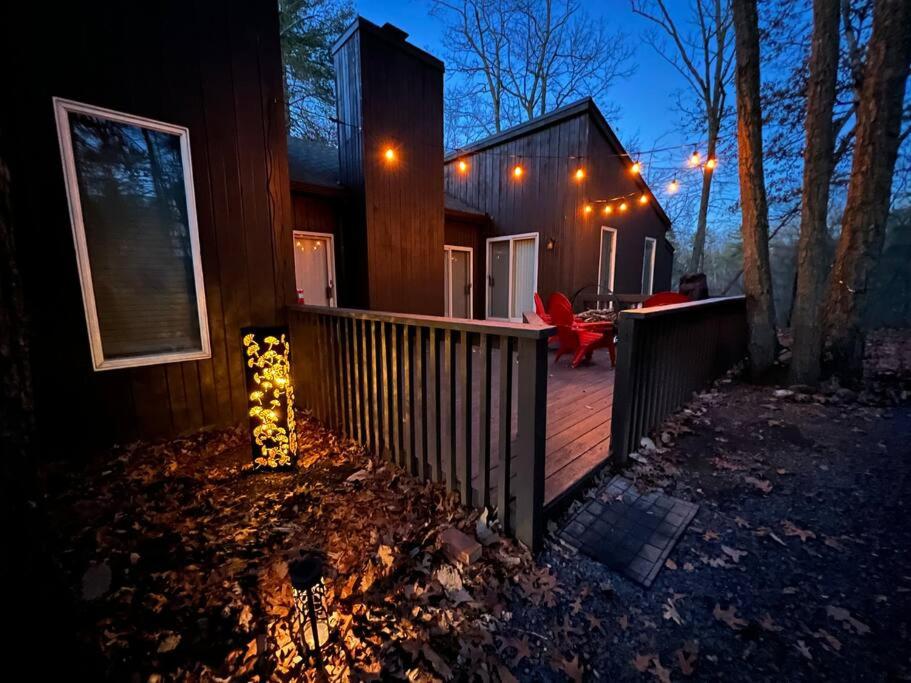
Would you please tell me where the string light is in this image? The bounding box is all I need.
[584,204,593,214]
[705,157,717,171]
[638,193,648,205]
[513,164,524,178]
[603,204,613,215]
[383,147,396,163]
[619,201,628,212]
[689,149,701,167]
[630,160,642,175]
[458,159,469,174]
[574,168,585,181]
[668,177,679,193]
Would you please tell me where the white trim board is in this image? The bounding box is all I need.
[53,97,210,371]
[642,236,657,295]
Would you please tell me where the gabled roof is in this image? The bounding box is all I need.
[443,98,672,229]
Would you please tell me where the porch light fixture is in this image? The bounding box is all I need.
[458,159,469,174]
[242,326,297,470]
[546,237,556,251]
[289,552,331,667]
[574,168,585,181]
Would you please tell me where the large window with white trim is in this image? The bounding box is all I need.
[54,98,210,371]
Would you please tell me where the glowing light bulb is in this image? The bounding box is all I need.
[705,157,717,170]
[603,204,613,215]
[384,147,396,163]
[458,159,469,173]
[668,178,679,193]
[584,204,593,214]
[689,149,701,167]
[619,201,628,212]
[513,165,523,178]
[630,161,641,175]
[575,168,585,181]
[639,193,648,205]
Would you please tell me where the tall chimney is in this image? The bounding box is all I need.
[332,18,445,314]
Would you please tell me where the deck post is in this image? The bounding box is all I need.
[610,314,639,466]
[515,335,548,552]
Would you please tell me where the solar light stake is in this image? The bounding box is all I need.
[289,552,330,668]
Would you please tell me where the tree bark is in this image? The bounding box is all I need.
[788,0,841,385]
[689,126,718,273]
[732,0,777,378]
[824,0,911,379]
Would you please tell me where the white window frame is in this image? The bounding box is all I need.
[642,236,657,295]
[53,97,210,371]
[443,244,473,318]
[485,232,540,322]
[293,230,337,307]
[597,226,618,295]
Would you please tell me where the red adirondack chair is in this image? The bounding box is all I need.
[643,291,690,307]
[549,295,616,368]
[547,292,611,333]
[534,292,560,346]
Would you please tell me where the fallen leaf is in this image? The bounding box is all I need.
[795,639,812,660]
[744,476,772,493]
[826,606,870,635]
[81,562,111,601]
[703,530,720,542]
[632,653,656,672]
[721,545,747,563]
[782,520,816,542]
[814,629,842,652]
[663,597,684,625]
[157,632,181,653]
[675,640,699,676]
[758,613,782,632]
[665,558,678,570]
[713,603,747,630]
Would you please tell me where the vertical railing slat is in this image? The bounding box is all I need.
[496,336,513,533]
[415,328,428,479]
[428,328,441,483]
[515,336,547,551]
[458,330,473,505]
[390,324,400,462]
[402,325,414,473]
[477,334,492,509]
[380,321,392,460]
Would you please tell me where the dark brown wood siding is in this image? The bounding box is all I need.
[334,20,445,315]
[444,109,674,311]
[444,213,490,319]
[3,0,295,454]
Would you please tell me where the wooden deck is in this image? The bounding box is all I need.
[541,351,614,506]
[464,346,614,511]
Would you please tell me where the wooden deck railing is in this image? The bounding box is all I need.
[610,296,748,464]
[288,305,553,551]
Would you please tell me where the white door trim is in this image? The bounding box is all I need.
[485,232,540,322]
[597,226,618,294]
[293,230,337,306]
[643,236,657,295]
[443,244,473,318]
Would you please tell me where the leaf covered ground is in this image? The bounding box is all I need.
[42,330,911,681]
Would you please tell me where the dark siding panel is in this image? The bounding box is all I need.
[4,0,293,454]
[443,110,674,307]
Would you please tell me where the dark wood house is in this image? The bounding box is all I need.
[287,25,674,322]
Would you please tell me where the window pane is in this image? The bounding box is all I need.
[599,230,615,293]
[449,250,470,318]
[294,235,330,305]
[489,241,510,318]
[511,238,536,319]
[641,238,656,295]
[67,111,202,360]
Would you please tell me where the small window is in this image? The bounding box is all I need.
[55,98,210,371]
[641,237,657,295]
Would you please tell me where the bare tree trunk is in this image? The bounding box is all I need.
[788,0,841,386]
[732,0,777,378]
[689,127,718,273]
[824,0,911,379]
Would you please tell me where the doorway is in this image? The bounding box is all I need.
[293,231,336,306]
[486,233,539,322]
[443,245,473,318]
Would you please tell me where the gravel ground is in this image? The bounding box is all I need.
[504,379,911,681]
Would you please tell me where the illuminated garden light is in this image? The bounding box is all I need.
[289,551,332,668]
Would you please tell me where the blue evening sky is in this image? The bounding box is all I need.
[355,0,686,153]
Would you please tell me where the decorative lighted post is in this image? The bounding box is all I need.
[289,552,331,667]
[241,326,297,469]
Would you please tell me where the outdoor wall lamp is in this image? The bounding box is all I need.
[546,237,557,251]
[289,551,331,667]
[242,326,297,469]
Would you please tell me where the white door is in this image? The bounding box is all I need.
[641,237,656,295]
[486,233,539,322]
[444,245,473,318]
[293,231,336,306]
[598,227,617,307]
